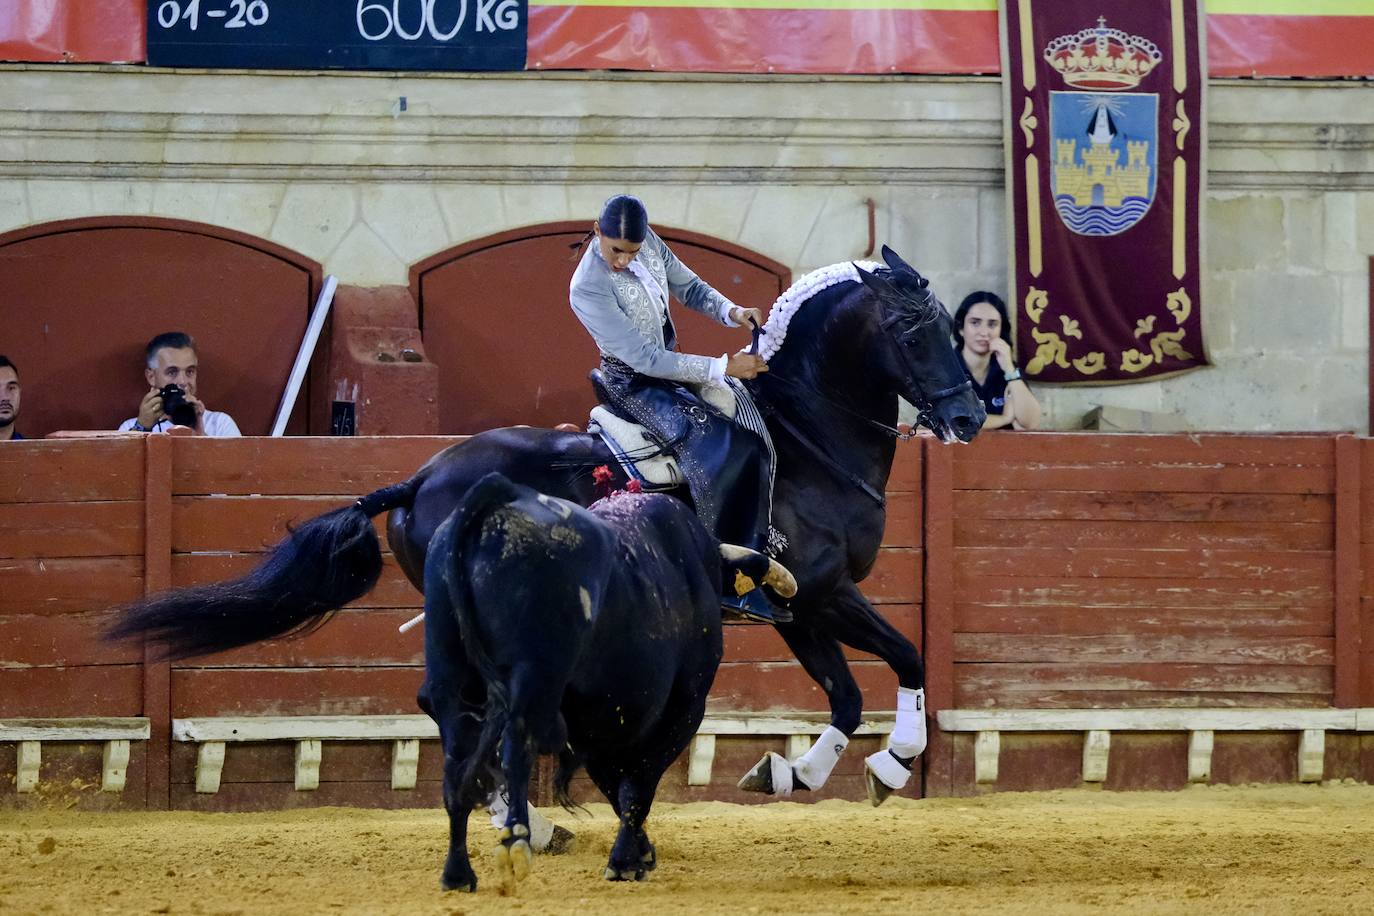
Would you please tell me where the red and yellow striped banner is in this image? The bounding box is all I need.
[2,0,1370,77]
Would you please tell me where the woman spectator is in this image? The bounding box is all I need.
[954,291,1042,430]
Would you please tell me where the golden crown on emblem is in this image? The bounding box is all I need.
[1044,16,1162,91]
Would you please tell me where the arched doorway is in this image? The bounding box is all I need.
[411,224,791,434]
[0,218,322,436]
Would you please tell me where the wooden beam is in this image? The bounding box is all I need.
[1298,729,1325,783]
[784,734,811,761]
[974,731,999,784]
[195,741,225,794]
[16,741,40,793]
[143,434,173,810]
[1334,434,1361,707]
[0,718,150,741]
[1082,730,1111,783]
[294,739,322,791]
[939,708,1361,732]
[390,739,419,790]
[102,739,131,792]
[174,715,440,742]
[1187,730,1213,783]
[687,734,716,787]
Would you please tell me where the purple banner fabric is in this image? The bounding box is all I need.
[1002,1,1206,384]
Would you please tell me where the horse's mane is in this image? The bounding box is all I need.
[758,259,943,361]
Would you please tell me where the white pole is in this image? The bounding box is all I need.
[398,612,424,634]
[271,275,338,437]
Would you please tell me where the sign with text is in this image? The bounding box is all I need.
[147,0,525,71]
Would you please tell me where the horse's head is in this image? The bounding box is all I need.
[855,247,986,443]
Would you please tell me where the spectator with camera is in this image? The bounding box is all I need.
[0,356,24,440]
[118,332,241,437]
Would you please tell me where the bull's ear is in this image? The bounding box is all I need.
[854,263,902,303]
[881,245,928,288]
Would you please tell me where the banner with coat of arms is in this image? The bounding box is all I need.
[1001,1,1207,384]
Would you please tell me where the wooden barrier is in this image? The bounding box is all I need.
[3,432,1372,808]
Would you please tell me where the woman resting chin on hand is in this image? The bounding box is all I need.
[953,291,1041,431]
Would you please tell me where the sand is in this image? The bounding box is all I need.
[3,785,1373,915]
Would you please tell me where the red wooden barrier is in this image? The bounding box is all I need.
[2,432,1368,808]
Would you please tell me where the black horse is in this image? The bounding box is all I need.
[110,246,983,802]
[420,473,794,891]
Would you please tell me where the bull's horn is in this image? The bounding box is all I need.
[719,544,799,599]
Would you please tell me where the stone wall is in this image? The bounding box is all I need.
[1,67,1370,431]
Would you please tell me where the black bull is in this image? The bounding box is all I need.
[422,473,795,890]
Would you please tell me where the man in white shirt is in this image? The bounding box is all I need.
[118,332,241,437]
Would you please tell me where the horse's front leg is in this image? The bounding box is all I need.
[737,617,861,798]
[821,580,927,805]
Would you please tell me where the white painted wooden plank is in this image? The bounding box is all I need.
[0,718,150,742]
[391,739,419,790]
[1187,730,1213,783]
[101,739,131,792]
[974,731,1000,785]
[1356,709,1374,731]
[784,734,811,761]
[174,715,439,743]
[687,735,716,787]
[1298,729,1325,783]
[1082,730,1111,783]
[939,709,1359,733]
[16,741,40,793]
[697,716,893,736]
[172,713,893,743]
[295,739,322,791]
[195,741,225,794]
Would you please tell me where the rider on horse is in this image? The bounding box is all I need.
[569,195,790,623]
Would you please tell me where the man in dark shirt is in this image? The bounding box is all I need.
[0,356,23,441]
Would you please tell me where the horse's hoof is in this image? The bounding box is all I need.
[737,751,792,796]
[494,826,534,888]
[865,765,894,807]
[863,748,911,807]
[440,874,477,893]
[545,824,577,856]
[603,865,647,882]
[640,842,658,872]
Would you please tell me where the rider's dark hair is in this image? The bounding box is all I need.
[0,355,15,378]
[952,291,1012,351]
[571,194,651,262]
[597,195,649,243]
[145,331,197,368]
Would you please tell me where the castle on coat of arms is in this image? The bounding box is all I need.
[1053,106,1151,209]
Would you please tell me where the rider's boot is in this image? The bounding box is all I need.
[722,587,793,624]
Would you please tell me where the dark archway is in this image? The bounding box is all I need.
[0,217,323,437]
[411,223,791,434]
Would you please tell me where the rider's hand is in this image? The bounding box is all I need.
[729,306,764,329]
[726,352,768,379]
[137,388,164,429]
[989,337,1016,373]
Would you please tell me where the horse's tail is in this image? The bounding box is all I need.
[106,479,420,660]
[552,746,587,814]
[436,472,528,810]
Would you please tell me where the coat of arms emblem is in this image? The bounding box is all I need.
[1046,17,1161,237]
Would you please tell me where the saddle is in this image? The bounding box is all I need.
[586,369,742,491]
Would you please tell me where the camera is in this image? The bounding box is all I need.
[159,384,198,428]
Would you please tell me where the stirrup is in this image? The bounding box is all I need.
[722,589,792,625]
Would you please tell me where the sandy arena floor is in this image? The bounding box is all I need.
[2,785,1373,915]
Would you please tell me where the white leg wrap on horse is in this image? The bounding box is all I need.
[889,687,927,759]
[767,751,795,798]
[488,788,556,852]
[792,726,849,791]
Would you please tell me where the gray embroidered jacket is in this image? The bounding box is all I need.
[569,228,736,386]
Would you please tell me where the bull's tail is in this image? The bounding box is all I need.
[432,472,528,810]
[106,479,419,660]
